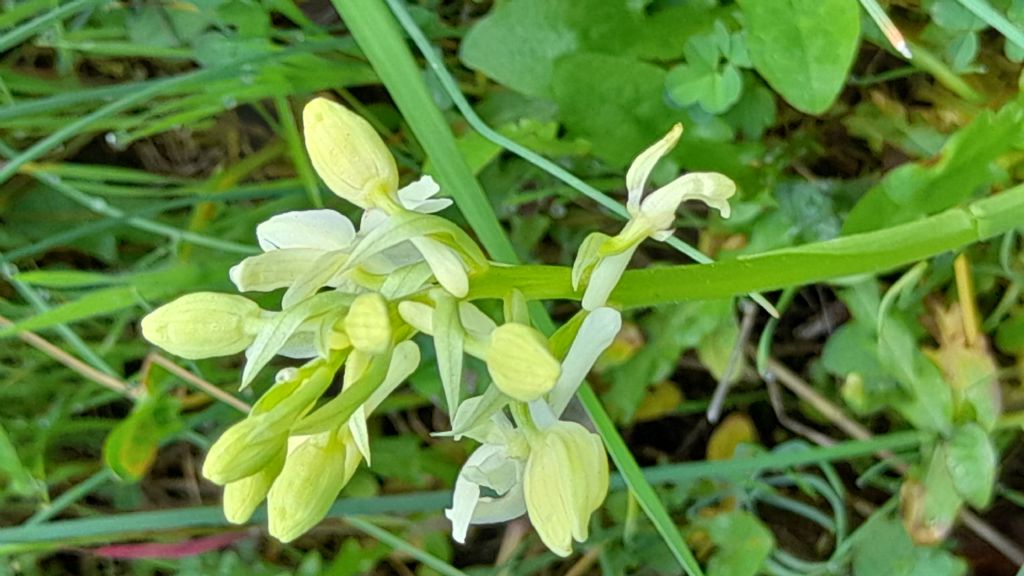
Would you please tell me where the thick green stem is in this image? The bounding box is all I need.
[467,184,1024,308]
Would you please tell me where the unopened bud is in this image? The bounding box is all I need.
[267,428,361,542]
[344,293,391,354]
[223,449,285,524]
[486,323,561,402]
[303,97,398,209]
[524,421,608,557]
[202,413,289,485]
[141,292,262,359]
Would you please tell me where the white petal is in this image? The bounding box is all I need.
[412,237,468,298]
[413,198,454,214]
[398,175,440,202]
[625,124,682,216]
[229,248,326,293]
[359,208,389,234]
[548,307,622,416]
[447,470,481,544]
[280,251,349,309]
[580,247,636,311]
[276,329,319,359]
[256,210,355,252]
[640,172,735,233]
[470,472,527,524]
[398,301,434,334]
[446,443,504,542]
[445,444,527,541]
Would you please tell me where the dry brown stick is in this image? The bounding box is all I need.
[0,314,136,398]
[146,352,250,413]
[564,543,604,576]
[756,348,1024,566]
[494,518,529,571]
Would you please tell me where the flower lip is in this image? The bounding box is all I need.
[626,123,683,216]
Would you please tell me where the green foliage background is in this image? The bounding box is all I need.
[1,0,1024,575]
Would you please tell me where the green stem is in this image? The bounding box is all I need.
[466,184,1024,307]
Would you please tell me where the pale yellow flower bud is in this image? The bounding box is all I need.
[141,292,263,359]
[303,97,399,209]
[486,323,561,402]
[524,421,608,557]
[344,292,391,354]
[202,414,290,485]
[267,428,362,543]
[222,450,285,524]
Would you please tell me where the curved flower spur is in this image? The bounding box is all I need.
[139,98,736,557]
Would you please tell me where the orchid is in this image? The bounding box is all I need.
[139,100,717,559]
[573,124,736,310]
[445,308,622,555]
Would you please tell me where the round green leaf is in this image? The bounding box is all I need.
[738,0,860,115]
[944,423,996,508]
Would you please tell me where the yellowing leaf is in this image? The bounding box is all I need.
[706,413,757,461]
[634,381,683,422]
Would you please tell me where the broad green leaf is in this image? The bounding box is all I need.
[706,413,757,460]
[723,79,776,140]
[927,0,987,31]
[459,0,715,98]
[845,102,1024,234]
[666,61,742,116]
[878,321,955,434]
[994,310,1024,353]
[552,52,680,167]
[738,0,860,114]
[852,516,968,576]
[459,0,580,98]
[469,184,1024,307]
[944,423,996,507]
[0,423,39,497]
[698,510,775,576]
[103,394,182,482]
[696,303,740,381]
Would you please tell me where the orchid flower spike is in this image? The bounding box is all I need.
[229,209,358,294]
[573,124,737,310]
